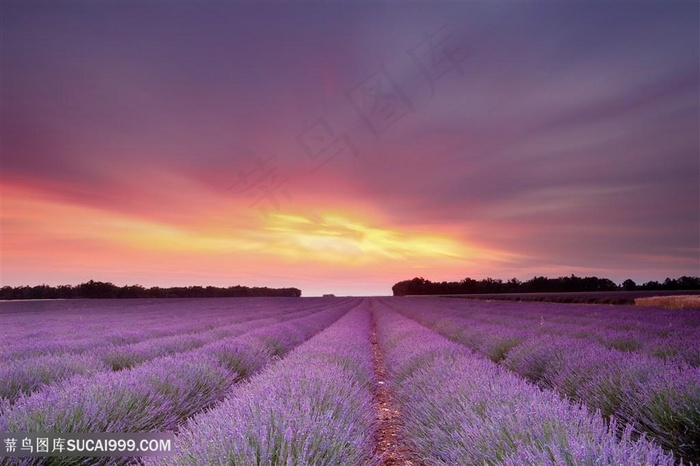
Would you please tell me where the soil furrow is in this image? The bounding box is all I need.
[370,311,420,466]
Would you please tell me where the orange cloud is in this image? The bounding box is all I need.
[1,179,519,293]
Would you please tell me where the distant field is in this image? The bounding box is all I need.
[432,289,700,305]
[636,294,700,309]
[1,297,698,465]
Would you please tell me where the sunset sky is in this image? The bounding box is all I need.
[2,1,698,296]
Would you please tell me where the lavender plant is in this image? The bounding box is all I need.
[0,353,109,403]
[400,297,700,366]
[0,302,352,446]
[373,302,680,465]
[0,354,232,435]
[0,300,347,403]
[0,297,321,361]
[385,297,700,462]
[153,303,376,466]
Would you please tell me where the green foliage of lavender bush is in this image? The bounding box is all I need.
[0,354,109,402]
[636,372,700,462]
[0,355,232,435]
[204,339,273,379]
[486,336,524,363]
[99,334,208,371]
[604,336,643,353]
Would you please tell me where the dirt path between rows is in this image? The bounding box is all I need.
[370,315,420,466]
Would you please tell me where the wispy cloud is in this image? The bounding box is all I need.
[1,1,697,293]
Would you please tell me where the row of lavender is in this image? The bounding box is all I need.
[372,301,679,465]
[0,298,352,402]
[150,302,685,465]
[152,302,377,465]
[385,297,700,463]
[0,299,358,465]
[1,298,690,465]
[427,298,700,365]
[0,297,346,360]
[0,299,257,354]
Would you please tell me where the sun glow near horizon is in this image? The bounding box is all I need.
[1,181,512,291]
[2,2,698,294]
[263,212,471,262]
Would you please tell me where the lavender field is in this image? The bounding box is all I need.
[1,297,698,465]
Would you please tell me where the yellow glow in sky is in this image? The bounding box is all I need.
[262,212,468,264]
[1,182,518,294]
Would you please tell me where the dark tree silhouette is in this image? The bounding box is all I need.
[391,275,700,296]
[622,279,637,291]
[0,281,302,300]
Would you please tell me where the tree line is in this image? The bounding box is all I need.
[392,275,700,296]
[0,280,302,300]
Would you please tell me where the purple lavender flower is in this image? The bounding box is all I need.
[374,300,681,465]
[153,303,376,466]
